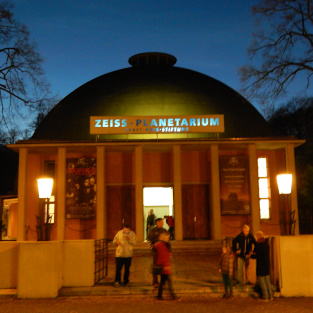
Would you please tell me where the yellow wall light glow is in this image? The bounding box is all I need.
[37,178,54,199]
[276,174,292,195]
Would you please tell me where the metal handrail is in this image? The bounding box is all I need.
[94,238,108,284]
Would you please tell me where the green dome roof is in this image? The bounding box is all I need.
[32,52,272,141]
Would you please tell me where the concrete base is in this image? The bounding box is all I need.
[17,241,62,298]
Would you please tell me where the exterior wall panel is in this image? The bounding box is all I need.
[143,152,172,184]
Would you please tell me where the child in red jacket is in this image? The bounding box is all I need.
[153,231,178,300]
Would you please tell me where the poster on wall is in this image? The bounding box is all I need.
[65,157,96,219]
[220,156,250,215]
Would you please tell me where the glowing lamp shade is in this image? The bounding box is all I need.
[277,174,292,195]
[37,178,54,199]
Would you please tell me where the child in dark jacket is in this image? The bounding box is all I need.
[219,245,234,299]
[153,231,178,300]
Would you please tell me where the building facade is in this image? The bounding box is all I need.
[7,52,304,242]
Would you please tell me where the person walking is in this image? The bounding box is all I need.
[147,217,167,288]
[113,223,137,287]
[218,245,234,299]
[232,224,256,285]
[254,231,273,301]
[153,231,178,300]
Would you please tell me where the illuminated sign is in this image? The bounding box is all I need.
[90,115,224,134]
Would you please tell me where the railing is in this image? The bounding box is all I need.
[94,238,109,285]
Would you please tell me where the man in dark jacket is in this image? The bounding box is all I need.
[255,231,273,300]
[232,224,256,285]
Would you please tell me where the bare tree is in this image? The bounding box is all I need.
[0,0,53,128]
[268,96,313,139]
[6,127,21,143]
[0,127,8,145]
[239,0,313,108]
[268,96,313,233]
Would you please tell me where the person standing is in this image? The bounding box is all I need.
[254,231,273,301]
[113,223,137,287]
[147,217,167,288]
[146,209,155,238]
[218,245,234,299]
[232,224,256,285]
[153,231,178,300]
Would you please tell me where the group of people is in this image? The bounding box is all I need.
[219,224,273,301]
[113,216,177,300]
[112,221,272,301]
[146,209,175,240]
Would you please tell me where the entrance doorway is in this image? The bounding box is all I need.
[182,184,211,239]
[143,187,173,240]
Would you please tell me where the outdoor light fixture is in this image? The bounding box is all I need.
[277,174,292,195]
[276,173,295,235]
[37,178,54,199]
[36,178,54,241]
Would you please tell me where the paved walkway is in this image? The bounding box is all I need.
[0,240,269,299]
[1,296,313,313]
[59,240,261,298]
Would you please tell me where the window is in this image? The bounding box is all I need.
[44,161,55,179]
[258,158,271,219]
[44,161,55,223]
[44,195,55,224]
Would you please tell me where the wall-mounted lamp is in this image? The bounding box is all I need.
[276,174,295,235]
[277,174,292,195]
[37,178,53,199]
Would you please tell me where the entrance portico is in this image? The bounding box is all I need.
[9,137,303,242]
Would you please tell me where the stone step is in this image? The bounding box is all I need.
[58,284,262,298]
[107,240,223,256]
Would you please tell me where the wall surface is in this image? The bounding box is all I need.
[62,240,95,287]
[0,242,18,288]
[279,235,313,297]
[17,241,62,298]
[0,240,95,297]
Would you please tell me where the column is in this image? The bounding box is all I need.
[210,145,222,240]
[173,145,182,241]
[96,146,106,239]
[17,148,28,241]
[285,144,299,235]
[56,147,66,240]
[248,144,260,234]
[135,146,143,241]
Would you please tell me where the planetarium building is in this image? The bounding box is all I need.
[8,52,304,243]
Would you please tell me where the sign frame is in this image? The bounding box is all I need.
[90,114,224,135]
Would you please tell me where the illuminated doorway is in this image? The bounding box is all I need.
[143,187,173,240]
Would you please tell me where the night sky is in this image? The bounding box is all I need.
[13,0,285,120]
